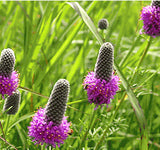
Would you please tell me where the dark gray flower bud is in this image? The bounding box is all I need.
[151,0,160,8]
[95,42,114,82]
[0,48,15,77]
[98,19,109,30]
[45,79,70,126]
[3,90,21,115]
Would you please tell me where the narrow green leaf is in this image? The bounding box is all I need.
[8,113,34,131]
[68,2,148,149]
[35,18,83,86]
[68,2,103,45]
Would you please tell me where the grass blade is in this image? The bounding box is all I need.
[68,2,148,149]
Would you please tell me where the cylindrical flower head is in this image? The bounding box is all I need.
[45,79,70,126]
[98,19,109,30]
[0,48,15,77]
[3,90,21,115]
[95,42,114,82]
[151,0,160,8]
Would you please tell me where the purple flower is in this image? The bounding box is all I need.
[28,79,71,148]
[83,71,120,107]
[0,71,19,99]
[141,5,160,37]
[83,42,120,107]
[28,108,71,148]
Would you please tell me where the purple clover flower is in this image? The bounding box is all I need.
[83,72,120,107]
[0,71,19,99]
[141,5,160,37]
[28,108,71,148]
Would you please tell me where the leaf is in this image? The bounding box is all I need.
[67,2,103,45]
[8,112,34,131]
[68,2,148,149]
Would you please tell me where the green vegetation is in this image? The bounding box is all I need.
[0,1,160,150]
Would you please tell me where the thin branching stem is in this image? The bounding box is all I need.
[130,36,153,83]
[80,108,96,148]
[94,93,126,150]
[19,86,49,99]
[0,136,18,150]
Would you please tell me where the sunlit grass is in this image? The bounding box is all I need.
[0,1,160,150]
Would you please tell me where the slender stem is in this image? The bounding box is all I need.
[19,86,49,99]
[94,93,126,150]
[119,35,141,67]
[0,121,6,140]
[0,136,18,150]
[130,36,153,83]
[0,121,6,148]
[80,108,96,148]
[4,115,10,136]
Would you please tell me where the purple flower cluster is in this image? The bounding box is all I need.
[141,5,160,37]
[28,108,71,148]
[0,71,19,98]
[83,71,120,107]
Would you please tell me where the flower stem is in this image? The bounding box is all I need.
[4,115,10,136]
[94,93,126,150]
[119,35,141,67]
[0,121,6,148]
[0,121,6,140]
[80,107,96,148]
[130,36,153,83]
[19,86,49,99]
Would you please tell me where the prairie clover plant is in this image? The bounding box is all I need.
[98,19,109,30]
[3,90,21,115]
[83,42,120,108]
[0,49,19,98]
[28,79,71,148]
[141,0,160,37]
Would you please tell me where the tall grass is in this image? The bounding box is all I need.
[0,1,160,150]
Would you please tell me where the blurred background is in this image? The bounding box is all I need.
[0,1,160,149]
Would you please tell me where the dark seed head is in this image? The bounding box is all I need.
[151,0,160,8]
[94,42,114,82]
[98,19,109,30]
[0,48,15,77]
[3,90,21,115]
[45,79,70,126]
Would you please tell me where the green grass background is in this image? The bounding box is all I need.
[0,1,160,150]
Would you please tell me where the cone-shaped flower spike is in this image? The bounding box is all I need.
[45,79,69,126]
[95,42,113,82]
[83,42,120,107]
[0,48,15,77]
[3,90,21,115]
[28,79,71,148]
[0,49,19,98]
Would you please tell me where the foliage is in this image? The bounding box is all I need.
[0,1,160,150]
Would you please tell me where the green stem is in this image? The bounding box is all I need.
[80,108,96,148]
[119,35,141,67]
[4,115,10,136]
[94,93,126,150]
[0,121,6,148]
[0,121,5,140]
[130,36,153,83]
[19,86,49,99]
